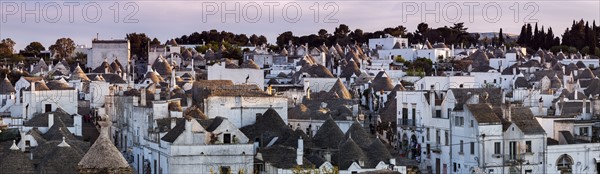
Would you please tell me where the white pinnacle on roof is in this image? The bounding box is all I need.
[57,137,70,147]
[9,140,19,150]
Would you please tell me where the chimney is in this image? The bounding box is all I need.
[512,68,516,75]
[184,118,193,143]
[30,81,35,91]
[583,97,587,114]
[29,64,33,73]
[170,68,176,89]
[154,91,160,101]
[470,94,480,104]
[538,98,543,115]
[141,88,147,106]
[48,114,54,127]
[390,158,396,165]
[171,118,177,129]
[296,137,304,165]
[324,151,331,162]
[133,96,139,106]
[430,85,435,113]
[267,85,273,95]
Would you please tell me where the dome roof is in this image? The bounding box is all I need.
[78,120,131,173]
[0,76,15,94]
[240,59,260,69]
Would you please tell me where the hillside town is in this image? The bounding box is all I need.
[1,21,600,174]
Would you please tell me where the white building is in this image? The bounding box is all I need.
[204,87,287,128]
[87,40,130,70]
[207,62,265,89]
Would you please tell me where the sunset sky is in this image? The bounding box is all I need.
[1,0,598,49]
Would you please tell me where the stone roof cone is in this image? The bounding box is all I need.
[78,116,132,173]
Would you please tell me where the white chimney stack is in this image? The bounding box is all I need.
[141,88,147,106]
[296,137,304,165]
[48,114,54,127]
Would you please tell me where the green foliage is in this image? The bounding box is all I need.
[0,38,16,57]
[291,165,339,174]
[126,33,151,59]
[74,52,87,65]
[194,41,243,60]
[394,55,405,63]
[24,41,45,55]
[49,38,75,58]
[174,30,267,47]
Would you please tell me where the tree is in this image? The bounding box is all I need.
[49,38,75,58]
[126,33,151,59]
[150,38,161,46]
[517,25,527,46]
[499,28,505,45]
[334,24,350,36]
[24,41,45,55]
[417,23,430,42]
[0,38,16,57]
[276,31,296,47]
[318,29,328,37]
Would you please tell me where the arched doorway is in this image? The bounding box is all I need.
[556,154,573,174]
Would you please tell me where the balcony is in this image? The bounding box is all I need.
[133,136,140,145]
[575,135,592,142]
[431,144,442,153]
[504,155,526,165]
[398,119,415,127]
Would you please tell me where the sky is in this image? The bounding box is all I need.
[0,0,599,50]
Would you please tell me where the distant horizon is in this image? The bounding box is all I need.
[1,1,598,50]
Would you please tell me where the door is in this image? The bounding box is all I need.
[223,133,231,144]
[443,163,447,174]
[45,104,51,112]
[436,158,441,174]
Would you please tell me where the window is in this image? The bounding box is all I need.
[470,142,475,155]
[525,141,532,153]
[435,110,442,118]
[412,108,416,126]
[459,140,464,154]
[436,129,440,145]
[494,142,501,154]
[25,140,30,147]
[444,131,449,146]
[447,108,451,118]
[220,166,231,174]
[580,127,589,136]
[426,128,430,141]
[402,108,408,121]
[509,141,517,160]
[45,104,51,113]
[455,116,464,126]
[223,133,231,144]
[470,120,474,127]
[453,163,457,172]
